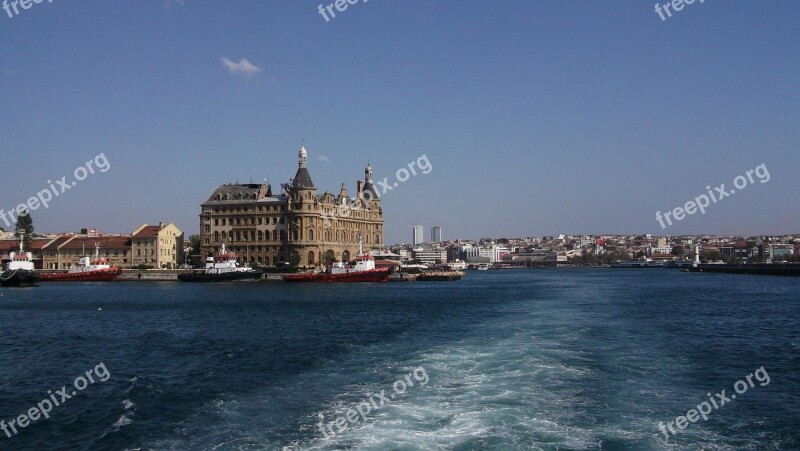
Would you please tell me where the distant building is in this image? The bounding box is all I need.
[413,247,447,264]
[460,243,509,263]
[413,225,424,245]
[131,222,184,268]
[431,225,443,243]
[765,244,793,261]
[720,243,752,261]
[42,235,132,269]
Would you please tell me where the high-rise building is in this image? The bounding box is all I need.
[431,225,443,243]
[413,225,424,245]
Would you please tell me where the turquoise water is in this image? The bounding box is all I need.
[1,270,798,450]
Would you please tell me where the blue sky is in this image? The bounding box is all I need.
[1,0,798,244]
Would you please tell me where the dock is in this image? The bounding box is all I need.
[416,271,464,281]
[688,263,800,277]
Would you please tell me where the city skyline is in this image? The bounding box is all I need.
[1,1,798,244]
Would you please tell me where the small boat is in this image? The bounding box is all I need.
[610,258,664,268]
[284,238,389,283]
[446,261,467,271]
[1,241,39,287]
[39,244,121,282]
[476,263,490,271]
[178,242,263,282]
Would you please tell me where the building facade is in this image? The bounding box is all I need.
[431,225,443,243]
[42,235,132,269]
[199,146,383,268]
[131,222,184,268]
[413,225,424,245]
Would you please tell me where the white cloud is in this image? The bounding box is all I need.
[221,57,262,78]
[164,0,184,11]
[318,155,331,162]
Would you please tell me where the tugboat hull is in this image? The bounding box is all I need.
[283,268,389,283]
[39,268,121,282]
[178,270,263,282]
[0,269,40,287]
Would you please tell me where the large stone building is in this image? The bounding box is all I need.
[199,146,383,267]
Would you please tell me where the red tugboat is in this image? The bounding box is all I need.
[39,244,121,282]
[284,238,389,283]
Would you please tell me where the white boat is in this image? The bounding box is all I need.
[610,258,664,268]
[178,242,263,282]
[446,261,467,271]
[1,240,39,287]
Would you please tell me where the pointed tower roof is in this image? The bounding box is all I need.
[292,145,315,189]
[363,162,380,200]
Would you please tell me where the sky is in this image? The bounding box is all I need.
[1,0,798,244]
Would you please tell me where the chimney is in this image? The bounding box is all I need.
[357,180,364,194]
[159,221,164,229]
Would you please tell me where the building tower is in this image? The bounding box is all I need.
[431,225,443,243]
[413,225,424,245]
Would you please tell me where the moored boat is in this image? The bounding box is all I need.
[1,241,39,287]
[610,258,664,268]
[39,244,121,282]
[284,238,388,283]
[178,242,263,282]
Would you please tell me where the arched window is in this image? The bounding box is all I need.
[258,231,263,241]
[308,229,314,241]
[308,251,315,265]
[292,230,298,241]
[375,234,379,244]
[214,231,219,242]
[342,250,351,262]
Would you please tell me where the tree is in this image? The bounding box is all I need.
[705,251,721,262]
[188,234,201,254]
[290,251,301,267]
[16,210,33,247]
[672,246,684,257]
